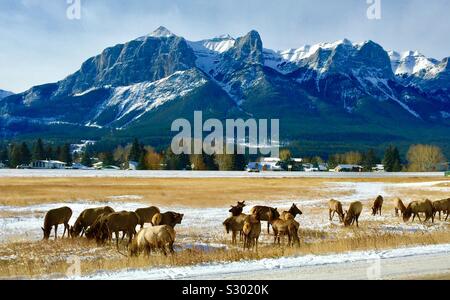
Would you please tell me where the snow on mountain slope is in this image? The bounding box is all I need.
[389,50,438,76]
[0,89,13,100]
[88,69,208,128]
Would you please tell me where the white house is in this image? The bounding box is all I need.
[31,160,66,169]
[333,164,363,172]
[261,157,283,171]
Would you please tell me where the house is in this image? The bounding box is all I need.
[372,164,385,172]
[31,160,66,169]
[127,161,138,170]
[333,164,363,172]
[261,157,284,171]
[0,162,6,169]
[246,162,262,172]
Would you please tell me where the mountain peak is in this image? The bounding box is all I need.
[149,26,175,38]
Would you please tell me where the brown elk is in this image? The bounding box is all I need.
[98,211,140,248]
[281,204,303,221]
[223,214,247,245]
[151,212,184,228]
[344,201,363,227]
[70,206,115,237]
[403,200,434,223]
[229,201,246,217]
[250,206,280,234]
[371,196,384,216]
[135,206,160,228]
[328,199,345,222]
[432,199,450,220]
[42,207,73,240]
[268,210,300,247]
[394,198,407,217]
[242,214,261,251]
[130,225,176,257]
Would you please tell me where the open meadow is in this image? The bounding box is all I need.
[0,172,449,279]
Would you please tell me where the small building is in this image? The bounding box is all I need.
[372,164,385,172]
[0,162,6,169]
[127,161,138,171]
[261,157,283,171]
[333,164,363,172]
[31,160,67,169]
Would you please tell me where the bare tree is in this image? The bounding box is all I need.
[407,144,446,172]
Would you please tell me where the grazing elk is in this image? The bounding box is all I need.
[151,212,184,228]
[130,225,176,257]
[281,204,303,221]
[328,199,345,222]
[223,214,247,245]
[371,195,384,216]
[70,206,115,237]
[85,212,114,241]
[242,214,261,251]
[250,206,280,234]
[135,206,160,228]
[42,207,73,240]
[403,200,434,223]
[432,199,450,221]
[394,198,407,217]
[229,201,246,217]
[343,201,363,227]
[98,211,140,248]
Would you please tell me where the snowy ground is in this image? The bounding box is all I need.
[1,180,448,243]
[0,169,446,178]
[79,243,450,280]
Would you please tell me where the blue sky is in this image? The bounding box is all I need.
[1,0,449,93]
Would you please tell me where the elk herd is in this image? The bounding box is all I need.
[41,196,450,256]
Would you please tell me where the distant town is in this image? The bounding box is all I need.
[0,138,448,174]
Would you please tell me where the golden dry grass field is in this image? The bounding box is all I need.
[0,175,449,279]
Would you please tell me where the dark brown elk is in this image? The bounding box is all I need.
[223,214,247,245]
[151,212,184,228]
[403,200,434,223]
[432,199,450,220]
[135,206,160,228]
[344,202,363,227]
[250,206,280,234]
[328,199,344,222]
[229,201,246,217]
[42,207,73,240]
[242,214,261,251]
[281,204,303,221]
[394,198,407,217]
[70,206,115,237]
[98,211,140,248]
[371,196,384,216]
[85,212,114,241]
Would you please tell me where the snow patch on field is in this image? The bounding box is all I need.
[79,243,450,280]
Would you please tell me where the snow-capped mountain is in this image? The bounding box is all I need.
[0,89,13,100]
[0,27,449,151]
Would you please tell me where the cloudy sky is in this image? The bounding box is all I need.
[1,0,449,93]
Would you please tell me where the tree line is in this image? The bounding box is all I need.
[0,138,447,172]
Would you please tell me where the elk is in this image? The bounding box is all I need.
[394,198,407,217]
[242,214,261,251]
[229,201,246,217]
[151,212,184,228]
[130,225,176,257]
[223,214,247,245]
[250,206,280,234]
[371,195,384,216]
[268,210,300,247]
[135,206,160,228]
[432,199,450,220]
[42,207,73,240]
[98,211,140,248]
[403,200,434,223]
[70,206,115,237]
[281,204,303,221]
[328,199,345,222]
[343,201,363,227]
